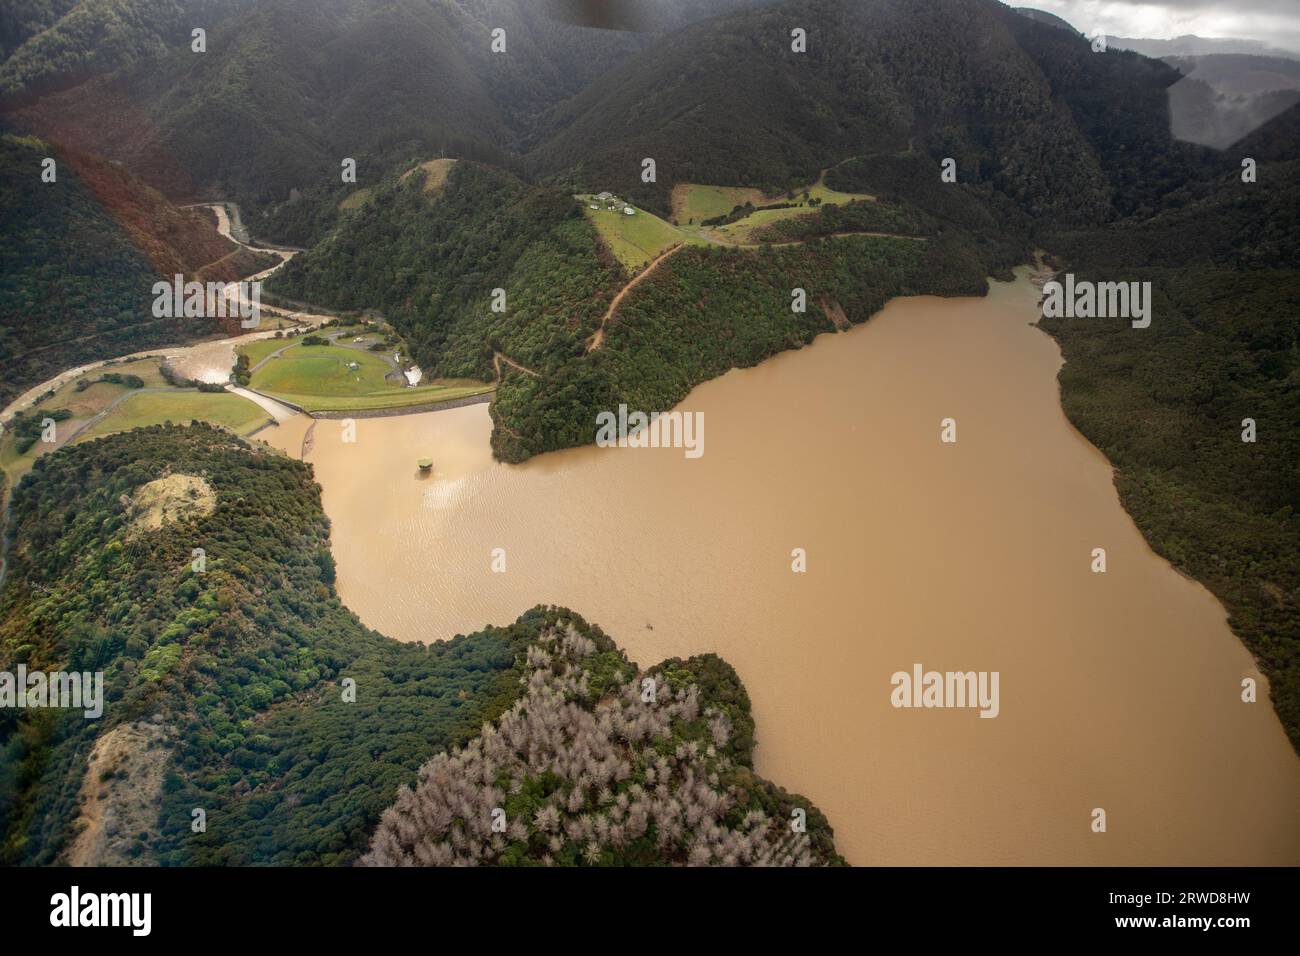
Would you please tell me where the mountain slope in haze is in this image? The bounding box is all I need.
[530,0,1239,225]
[1150,53,1300,150]
[0,133,274,407]
[1110,35,1300,60]
[0,0,79,61]
[0,0,752,245]
[531,0,1130,222]
[4,0,512,242]
[1167,78,1300,150]
[0,425,842,865]
[0,0,1254,241]
[1011,7,1075,34]
[0,0,254,102]
[1168,54,1300,96]
[999,11,1216,218]
[1235,99,1300,161]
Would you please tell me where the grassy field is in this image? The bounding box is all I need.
[581,181,884,268]
[806,182,876,204]
[669,181,878,244]
[252,343,395,395]
[100,358,171,388]
[338,186,374,211]
[73,391,269,443]
[248,341,490,412]
[671,183,766,225]
[0,337,483,495]
[400,158,457,196]
[578,195,695,270]
[0,358,175,484]
[240,336,296,367]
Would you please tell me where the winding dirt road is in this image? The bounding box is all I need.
[493,351,540,380]
[1,203,320,427]
[586,243,685,352]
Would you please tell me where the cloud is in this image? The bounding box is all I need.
[1022,0,1300,53]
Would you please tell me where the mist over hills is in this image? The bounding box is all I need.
[1111,34,1300,60]
[1162,54,1300,148]
[1012,7,1300,60]
[1011,7,1300,150]
[0,0,1209,237]
[546,0,1128,216]
[4,0,1286,245]
[1167,53,1300,96]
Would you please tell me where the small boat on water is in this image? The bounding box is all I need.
[417,457,433,472]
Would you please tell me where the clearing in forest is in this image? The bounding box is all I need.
[578,193,694,270]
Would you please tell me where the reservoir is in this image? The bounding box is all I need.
[260,270,1300,865]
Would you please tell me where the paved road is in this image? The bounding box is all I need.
[2,203,328,427]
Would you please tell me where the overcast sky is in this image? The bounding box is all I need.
[1021,1,1300,53]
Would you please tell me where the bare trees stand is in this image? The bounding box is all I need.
[363,618,840,867]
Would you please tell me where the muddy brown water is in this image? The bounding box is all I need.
[260,270,1300,865]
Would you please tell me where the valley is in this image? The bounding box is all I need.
[0,200,315,488]
[254,270,1300,865]
[0,0,1297,875]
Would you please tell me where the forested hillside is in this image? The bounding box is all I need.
[1039,152,1300,750]
[0,425,841,864]
[0,133,271,406]
[0,1,78,62]
[0,424,514,865]
[0,0,1254,243]
[272,159,622,381]
[1,0,1297,861]
[0,0,756,245]
[491,228,1002,461]
[0,0,253,102]
[532,0,1145,222]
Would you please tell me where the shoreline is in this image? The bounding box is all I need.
[292,266,1300,865]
